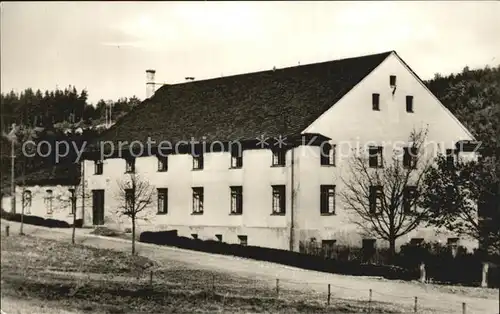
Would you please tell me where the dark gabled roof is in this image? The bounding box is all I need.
[15,163,80,186]
[95,51,393,147]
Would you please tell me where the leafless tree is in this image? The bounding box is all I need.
[340,129,432,258]
[116,173,155,255]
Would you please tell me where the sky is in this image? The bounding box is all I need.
[1,1,499,104]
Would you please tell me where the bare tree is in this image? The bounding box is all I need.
[59,178,91,244]
[340,129,432,258]
[116,173,155,255]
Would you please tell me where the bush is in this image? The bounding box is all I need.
[138,230,417,281]
[1,208,72,229]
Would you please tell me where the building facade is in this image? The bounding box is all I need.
[81,51,478,251]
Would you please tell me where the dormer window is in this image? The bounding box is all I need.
[157,155,168,172]
[125,157,135,173]
[390,75,397,87]
[94,160,103,175]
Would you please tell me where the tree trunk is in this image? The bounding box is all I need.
[132,218,136,255]
[388,238,396,263]
[72,211,76,245]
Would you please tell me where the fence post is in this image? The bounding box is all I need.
[462,302,466,314]
[5,225,9,237]
[276,278,279,297]
[419,262,426,283]
[369,289,372,313]
[327,284,331,306]
[481,262,489,288]
[414,296,417,312]
[212,274,216,293]
[149,270,153,286]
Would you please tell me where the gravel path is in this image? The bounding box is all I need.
[2,220,498,314]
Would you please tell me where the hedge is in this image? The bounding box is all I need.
[0,209,82,228]
[139,231,418,281]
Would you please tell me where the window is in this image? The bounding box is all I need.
[320,143,336,166]
[45,189,53,214]
[157,188,168,214]
[125,189,134,211]
[215,234,223,242]
[94,160,103,175]
[446,149,455,167]
[369,185,383,214]
[406,95,414,113]
[410,238,424,246]
[390,75,397,87]
[193,153,204,170]
[23,190,32,214]
[403,186,417,213]
[403,146,418,169]
[272,185,286,215]
[125,158,135,173]
[368,146,383,168]
[372,93,380,111]
[322,240,336,258]
[238,235,248,246]
[157,155,168,171]
[192,187,204,214]
[272,149,286,166]
[230,149,243,168]
[69,188,76,215]
[320,185,336,215]
[230,186,243,215]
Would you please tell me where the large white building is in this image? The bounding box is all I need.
[78,51,477,251]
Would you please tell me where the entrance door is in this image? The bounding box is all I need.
[92,190,105,225]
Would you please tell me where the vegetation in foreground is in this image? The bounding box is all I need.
[1,233,400,313]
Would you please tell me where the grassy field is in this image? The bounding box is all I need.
[1,232,400,313]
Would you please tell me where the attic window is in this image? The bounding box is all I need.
[125,158,135,173]
[94,160,103,175]
[390,75,397,87]
[372,93,380,111]
[406,96,414,113]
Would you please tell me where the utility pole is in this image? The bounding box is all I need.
[8,124,17,214]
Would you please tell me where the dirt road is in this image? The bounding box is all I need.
[2,220,498,314]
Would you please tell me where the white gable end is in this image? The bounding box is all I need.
[302,52,474,148]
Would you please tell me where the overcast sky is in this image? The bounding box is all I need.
[1,1,499,103]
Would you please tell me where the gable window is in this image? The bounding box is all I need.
[390,75,397,87]
[369,185,383,214]
[94,160,103,175]
[157,155,168,172]
[320,143,336,166]
[406,95,414,113]
[230,186,243,215]
[403,186,417,213]
[372,93,380,111]
[22,190,32,214]
[192,187,204,214]
[403,146,418,169]
[157,188,168,214]
[230,149,243,168]
[45,189,53,214]
[272,149,286,167]
[272,185,286,215]
[193,153,204,170]
[320,185,336,215]
[125,188,134,211]
[368,146,383,168]
[69,188,76,215]
[125,158,135,173]
[238,235,248,246]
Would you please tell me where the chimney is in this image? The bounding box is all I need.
[146,69,156,99]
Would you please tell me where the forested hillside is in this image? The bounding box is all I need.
[425,65,500,153]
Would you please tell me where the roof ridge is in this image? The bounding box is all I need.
[160,51,394,89]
